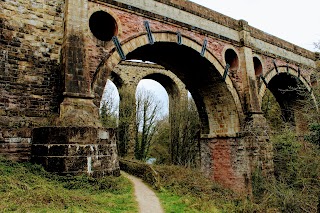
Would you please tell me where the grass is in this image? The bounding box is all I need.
[0,157,138,212]
[2,129,319,212]
[151,131,320,213]
[151,165,245,213]
[158,189,221,213]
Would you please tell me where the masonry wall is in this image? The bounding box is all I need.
[200,136,251,193]
[0,0,65,160]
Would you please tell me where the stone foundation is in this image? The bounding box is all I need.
[31,127,120,177]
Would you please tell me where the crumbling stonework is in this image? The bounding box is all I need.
[0,128,32,161]
[1,0,319,192]
[31,127,120,176]
[0,0,64,127]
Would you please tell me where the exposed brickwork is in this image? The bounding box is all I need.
[200,137,250,194]
[0,0,318,192]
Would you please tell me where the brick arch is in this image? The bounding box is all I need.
[92,32,244,137]
[258,66,317,133]
[258,66,316,105]
[109,71,124,89]
[141,72,184,99]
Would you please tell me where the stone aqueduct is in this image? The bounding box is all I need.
[1,0,319,193]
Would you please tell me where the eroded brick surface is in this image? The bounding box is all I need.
[0,0,319,192]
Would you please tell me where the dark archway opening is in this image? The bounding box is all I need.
[126,42,238,135]
[262,73,311,133]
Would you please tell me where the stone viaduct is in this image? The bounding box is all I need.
[1,0,319,193]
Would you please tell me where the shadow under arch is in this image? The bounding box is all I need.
[259,66,317,132]
[109,71,124,89]
[92,32,244,137]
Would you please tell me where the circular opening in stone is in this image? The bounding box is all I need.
[225,49,239,70]
[253,56,263,76]
[89,11,117,41]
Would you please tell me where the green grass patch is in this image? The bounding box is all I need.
[158,189,221,213]
[0,157,138,212]
[152,130,320,212]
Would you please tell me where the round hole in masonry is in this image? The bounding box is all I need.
[225,49,239,71]
[89,11,117,41]
[253,56,263,76]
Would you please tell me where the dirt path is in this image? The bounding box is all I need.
[123,172,164,213]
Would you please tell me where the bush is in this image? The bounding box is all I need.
[119,158,160,189]
[251,130,320,212]
[271,130,301,184]
[305,123,320,147]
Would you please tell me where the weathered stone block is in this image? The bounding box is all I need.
[31,144,48,156]
[48,145,68,156]
[47,157,65,173]
[31,127,119,177]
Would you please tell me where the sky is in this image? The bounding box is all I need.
[190,0,320,51]
[103,0,320,114]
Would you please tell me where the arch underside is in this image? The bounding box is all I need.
[93,34,243,137]
[259,67,317,131]
[142,73,181,99]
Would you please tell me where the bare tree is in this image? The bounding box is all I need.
[100,82,118,128]
[135,89,162,160]
[170,97,201,167]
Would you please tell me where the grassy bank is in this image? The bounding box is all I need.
[0,158,138,212]
[152,130,320,212]
[120,130,319,212]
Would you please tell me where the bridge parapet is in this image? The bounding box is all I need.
[97,0,317,64]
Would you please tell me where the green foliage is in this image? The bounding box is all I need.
[250,130,320,212]
[158,190,221,213]
[305,123,320,147]
[100,101,118,128]
[0,157,138,212]
[251,168,267,202]
[119,159,160,189]
[262,89,285,131]
[149,119,171,165]
[272,130,301,184]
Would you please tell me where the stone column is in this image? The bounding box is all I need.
[238,20,274,178]
[118,84,137,158]
[168,85,188,164]
[31,0,121,177]
[57,0,101,127]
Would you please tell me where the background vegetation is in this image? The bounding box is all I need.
[100,42,320,212]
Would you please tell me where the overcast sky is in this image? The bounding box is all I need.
[104,0,320,115]
[190,0,320,51]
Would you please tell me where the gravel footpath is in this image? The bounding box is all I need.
[123,172,164,213]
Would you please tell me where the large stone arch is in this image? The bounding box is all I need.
[92,32,244,137]
[258,66,317,133]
